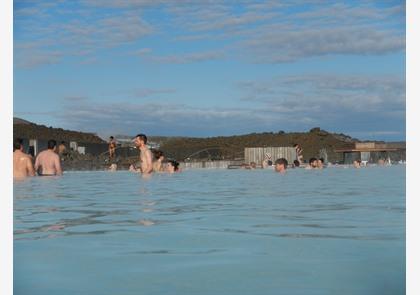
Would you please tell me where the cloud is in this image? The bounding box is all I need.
[52,73,405,139]
[169,1,405,63]
[14,5,154,68]
[132,88,176,98]
[238,74,405,113]
[242,26,404,63]
[147,50,225,64]
[15,50,62,68]
[14,1,405,67]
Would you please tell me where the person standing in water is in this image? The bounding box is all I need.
[13,138,35,178]
[133,134,153,174]
[108,136,117,159]
[293,144,304,165]
[34,140,63,176]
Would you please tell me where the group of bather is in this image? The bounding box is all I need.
[13,138,63,178]
[13,133,180,178]
[14,135,391,179]
[109,133,180,174]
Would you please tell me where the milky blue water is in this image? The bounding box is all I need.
[14,165,405,295]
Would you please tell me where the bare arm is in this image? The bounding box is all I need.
[54,154,63,176]
[26,157,35,177]
[34,155,40,172]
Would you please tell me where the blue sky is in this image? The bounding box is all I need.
[14,0,405,140]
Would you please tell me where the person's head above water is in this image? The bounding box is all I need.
[153,150,164,160]
[317,158,324,168]
[309,158,318,168]
[293,160,300,167]
[166,160,180,173]
[47,139,57,151]
[14,138,23,152]
[274,158,288,172]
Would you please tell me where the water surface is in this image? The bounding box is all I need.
[14,166,405,295]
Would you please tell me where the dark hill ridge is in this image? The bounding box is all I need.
[158,128,361,162]
[13,117,105,143]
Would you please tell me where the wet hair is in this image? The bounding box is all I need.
[14,138,23,151]
[47,139,57,150]
[293,160,300,167]
[309,158,317,164]
[153,150,164,160]
[275,158,288,168]
[168,160,179,171]
[319,158,324,163]
[110,136,114,139]
[60,141,65,144]
[267,160,273,166]
[136,134,147,144]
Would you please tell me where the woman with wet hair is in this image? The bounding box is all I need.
[165,160,180,173]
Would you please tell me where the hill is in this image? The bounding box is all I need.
[159,128,360,163]
[13,117,105,143]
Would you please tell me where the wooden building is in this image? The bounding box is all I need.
[334,142,406,164]
[244,147,296,165]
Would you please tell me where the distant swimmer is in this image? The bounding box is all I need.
[317,158,325,169]
[34,140,63,176]
[293,160,300,168]
[152,150,165,172]
[293,144,304,164]
[13,138,35,178]
[58,141,67,155]
[109,163,117,171]
[108,136,117,159]
[262,153,273,168]
[165,160,180,173]
[274,158,288,173]
[133,134,153,174]
[306,158,318,169]
[353,160,362,168]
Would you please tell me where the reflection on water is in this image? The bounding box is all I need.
[14,167,405,295]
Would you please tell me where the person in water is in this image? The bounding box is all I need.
[165,160,180,173]
[306,158,318,169]
[293,160,300,168]
[353,159,362,168]
[58,141,67,155]
[13,138,35,178]
[152,150,165,172]
[108,136,117,159]
[274,158,288,173]
[317,158,324,169]
[133,134,153,174]
[293,144,304,164]
[34,139,63,176]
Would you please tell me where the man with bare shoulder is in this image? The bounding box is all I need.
[34,139,63,176]
[133,134,153,174]
[13,138,35,178]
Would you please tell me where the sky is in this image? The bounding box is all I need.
[13,0,406,141]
